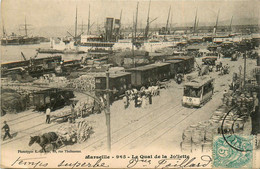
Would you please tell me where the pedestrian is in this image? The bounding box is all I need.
[134,94,138,108]
[123,94,129,109]
[137,95,142,108]
[2,121,12,141]
[45,106,51,124]
[141,95,147,108]
[148,92,152,104]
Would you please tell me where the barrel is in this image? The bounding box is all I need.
[192,129,203,144]
[182,129,192,141]
[181,141,192,152]
[192,142,202,152]
[205,127,215,141]
[202,141,212,152]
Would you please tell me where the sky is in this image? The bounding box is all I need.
[0,0,259,36]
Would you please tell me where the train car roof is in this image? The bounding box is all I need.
[165,60,183,63]
[127,62,170,71]
[184,76,214,88]
[167,55,194,60]
[95,71,131,78]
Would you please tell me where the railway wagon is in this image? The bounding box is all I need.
[30,88,74,111]
[166,60,186,78]
[126,62,171,88]
[95,72,132,98]
[166,56,195,74]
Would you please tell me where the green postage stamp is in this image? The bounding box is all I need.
[213,135,255,168]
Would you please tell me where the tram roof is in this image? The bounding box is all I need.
[184,76,214,88]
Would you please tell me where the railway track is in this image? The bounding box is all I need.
[80,92,183,151]
[2,89,180,149]
[118,91,223,151]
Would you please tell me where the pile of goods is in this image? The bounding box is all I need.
[181,89,256,152]
[67,74,97,92]
[56,120,93,144]
[74,99,95,117]
[33,74,69,88]
[1,88,27,115]
[51,106,71,120]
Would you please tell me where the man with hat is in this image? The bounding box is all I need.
[2,121,12,141]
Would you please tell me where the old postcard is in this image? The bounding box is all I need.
[1,0,260,168]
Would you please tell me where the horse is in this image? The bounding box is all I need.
[29,132,59,152]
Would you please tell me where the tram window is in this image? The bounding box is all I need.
[184,87,201,98]
[203,82,213,95]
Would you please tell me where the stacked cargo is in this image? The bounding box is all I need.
[33,74,69,88]
[67,74,98,92]
[181,93,254,152]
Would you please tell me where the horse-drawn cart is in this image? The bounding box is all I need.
[29,120,93,152]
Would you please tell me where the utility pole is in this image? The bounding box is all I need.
[105,71,111,152]
[243,52,247,90]
[239,65,242,91]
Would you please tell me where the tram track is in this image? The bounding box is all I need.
[121,91,223,151]
[81,92,183,151]
[107,90,219,150]
[8,113,44,126]
[3,111,39,123]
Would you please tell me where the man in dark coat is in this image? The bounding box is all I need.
[2,121,12,141]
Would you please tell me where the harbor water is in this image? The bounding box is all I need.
[0,42,86,64]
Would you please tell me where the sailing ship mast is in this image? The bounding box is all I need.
[193,8,198,35]
[214,9,220,35]
[75,7,78,38]
[196,18,199,34]
[116,9,123,41]
[134,2,139,42]
[88,4,90,34]
[165,6,171,34]
[132,13,135,67]
[24,17,28,37]
[229,15,233,33]
[144,0,151,39]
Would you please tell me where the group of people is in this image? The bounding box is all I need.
[122,86,160,109]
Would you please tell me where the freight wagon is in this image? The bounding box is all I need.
[126,62,171,88]
[166,56,195,74]
[165,60,185,78]
[29,88,74,111]
[94,72,132,99]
